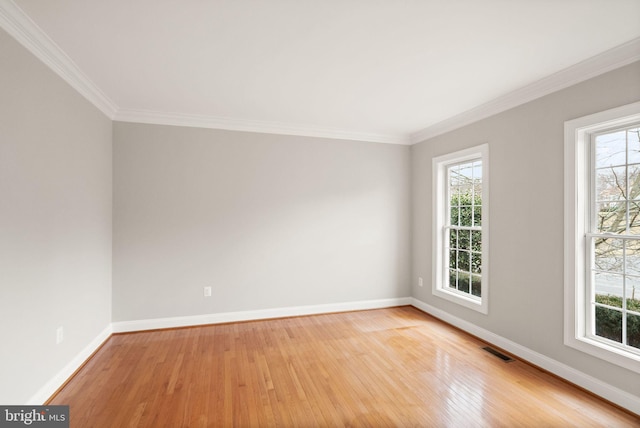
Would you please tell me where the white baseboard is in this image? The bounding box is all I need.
[112,297,412,333]
[410,297,640,416]
[27,324,113,405]
[26,298,409,405]
[31,298,636,416]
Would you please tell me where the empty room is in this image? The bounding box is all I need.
[1,0,640,426]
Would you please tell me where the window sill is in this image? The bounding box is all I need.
[433,287,488,314]
[565,334,640,374]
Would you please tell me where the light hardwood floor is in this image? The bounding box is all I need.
[48,306,639,427]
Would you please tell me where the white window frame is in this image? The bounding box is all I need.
[433,143,489,314]
[564,101,640,373]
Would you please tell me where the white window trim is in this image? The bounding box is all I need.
[564,101,640,373]
[432,143,489,314]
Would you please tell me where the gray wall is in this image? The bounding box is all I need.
[0,29,112,403]
[113,123,411,321]
[411,61,640,398]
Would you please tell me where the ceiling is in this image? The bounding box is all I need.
[2,0,640,144]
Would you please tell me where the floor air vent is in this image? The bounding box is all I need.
[482,346,515,362]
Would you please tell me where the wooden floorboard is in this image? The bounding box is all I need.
[48,306,640,427]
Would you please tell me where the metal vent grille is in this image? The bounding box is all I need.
[482,346,515,362]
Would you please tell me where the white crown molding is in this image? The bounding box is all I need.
[0,0,399,145]
[410,37,640,144]
[410,298,640,416]
[114,109,411,145]
[0,0,118,119]
[2,0,637,146]
[0,0,401,145]
[0,0,404,144]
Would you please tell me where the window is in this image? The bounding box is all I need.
[433,144,489,314]
[565,101,640,373]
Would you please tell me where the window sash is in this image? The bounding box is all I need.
[432,144,488,315]
[445,159,482,298]
[585,234,640,356]
[564,101,640,374]
[444,225,482,302]
[586,125,640,356]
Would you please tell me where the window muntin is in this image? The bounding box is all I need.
[588,126,640,353]
[433,144,488,314]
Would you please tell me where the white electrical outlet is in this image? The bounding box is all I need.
[203,286,212,297]
[56,326,64,344]
[418,277,423,287]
